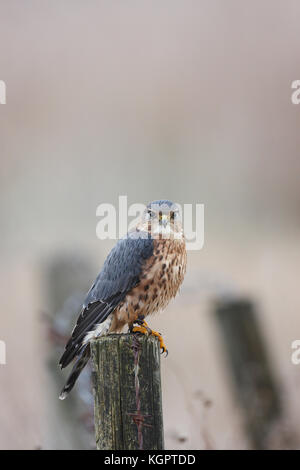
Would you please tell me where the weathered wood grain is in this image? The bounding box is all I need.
[91,333,164,450]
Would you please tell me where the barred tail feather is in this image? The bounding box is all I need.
[59,345,90,400]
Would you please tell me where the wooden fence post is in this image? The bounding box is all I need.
[91,333,164,450]
[214,298,282,449]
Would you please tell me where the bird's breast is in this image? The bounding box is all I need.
[112,238,186,331]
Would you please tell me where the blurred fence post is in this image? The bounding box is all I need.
[91,333,164,450]
[214,298,282,449]
[44,254,95,449]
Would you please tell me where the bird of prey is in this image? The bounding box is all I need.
[59,199,187,399]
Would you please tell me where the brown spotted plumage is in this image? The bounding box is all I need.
[111,238,186,332]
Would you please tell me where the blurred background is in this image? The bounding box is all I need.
[1,0,300,449]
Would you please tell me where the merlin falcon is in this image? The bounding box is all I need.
[59,200,187,399]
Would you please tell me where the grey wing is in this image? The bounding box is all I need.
[59,232,153,368]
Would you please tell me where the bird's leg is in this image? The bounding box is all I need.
[131,315,150,336]
[132,315,168,356]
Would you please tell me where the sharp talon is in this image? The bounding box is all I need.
[148,330,168,355]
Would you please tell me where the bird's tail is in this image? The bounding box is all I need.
[59,345,90,400]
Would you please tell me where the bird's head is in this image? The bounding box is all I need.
[137,200,183,239]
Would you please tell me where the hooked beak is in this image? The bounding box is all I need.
[159,214,169,228]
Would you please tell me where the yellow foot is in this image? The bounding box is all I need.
[132,325,149,336]
[132,320,168,356]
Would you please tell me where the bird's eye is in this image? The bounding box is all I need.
[145,209,156,220]
[170,210,179,220]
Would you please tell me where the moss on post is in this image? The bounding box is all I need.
[91,333,164,450]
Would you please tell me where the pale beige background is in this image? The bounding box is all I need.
[0,0,300,449]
